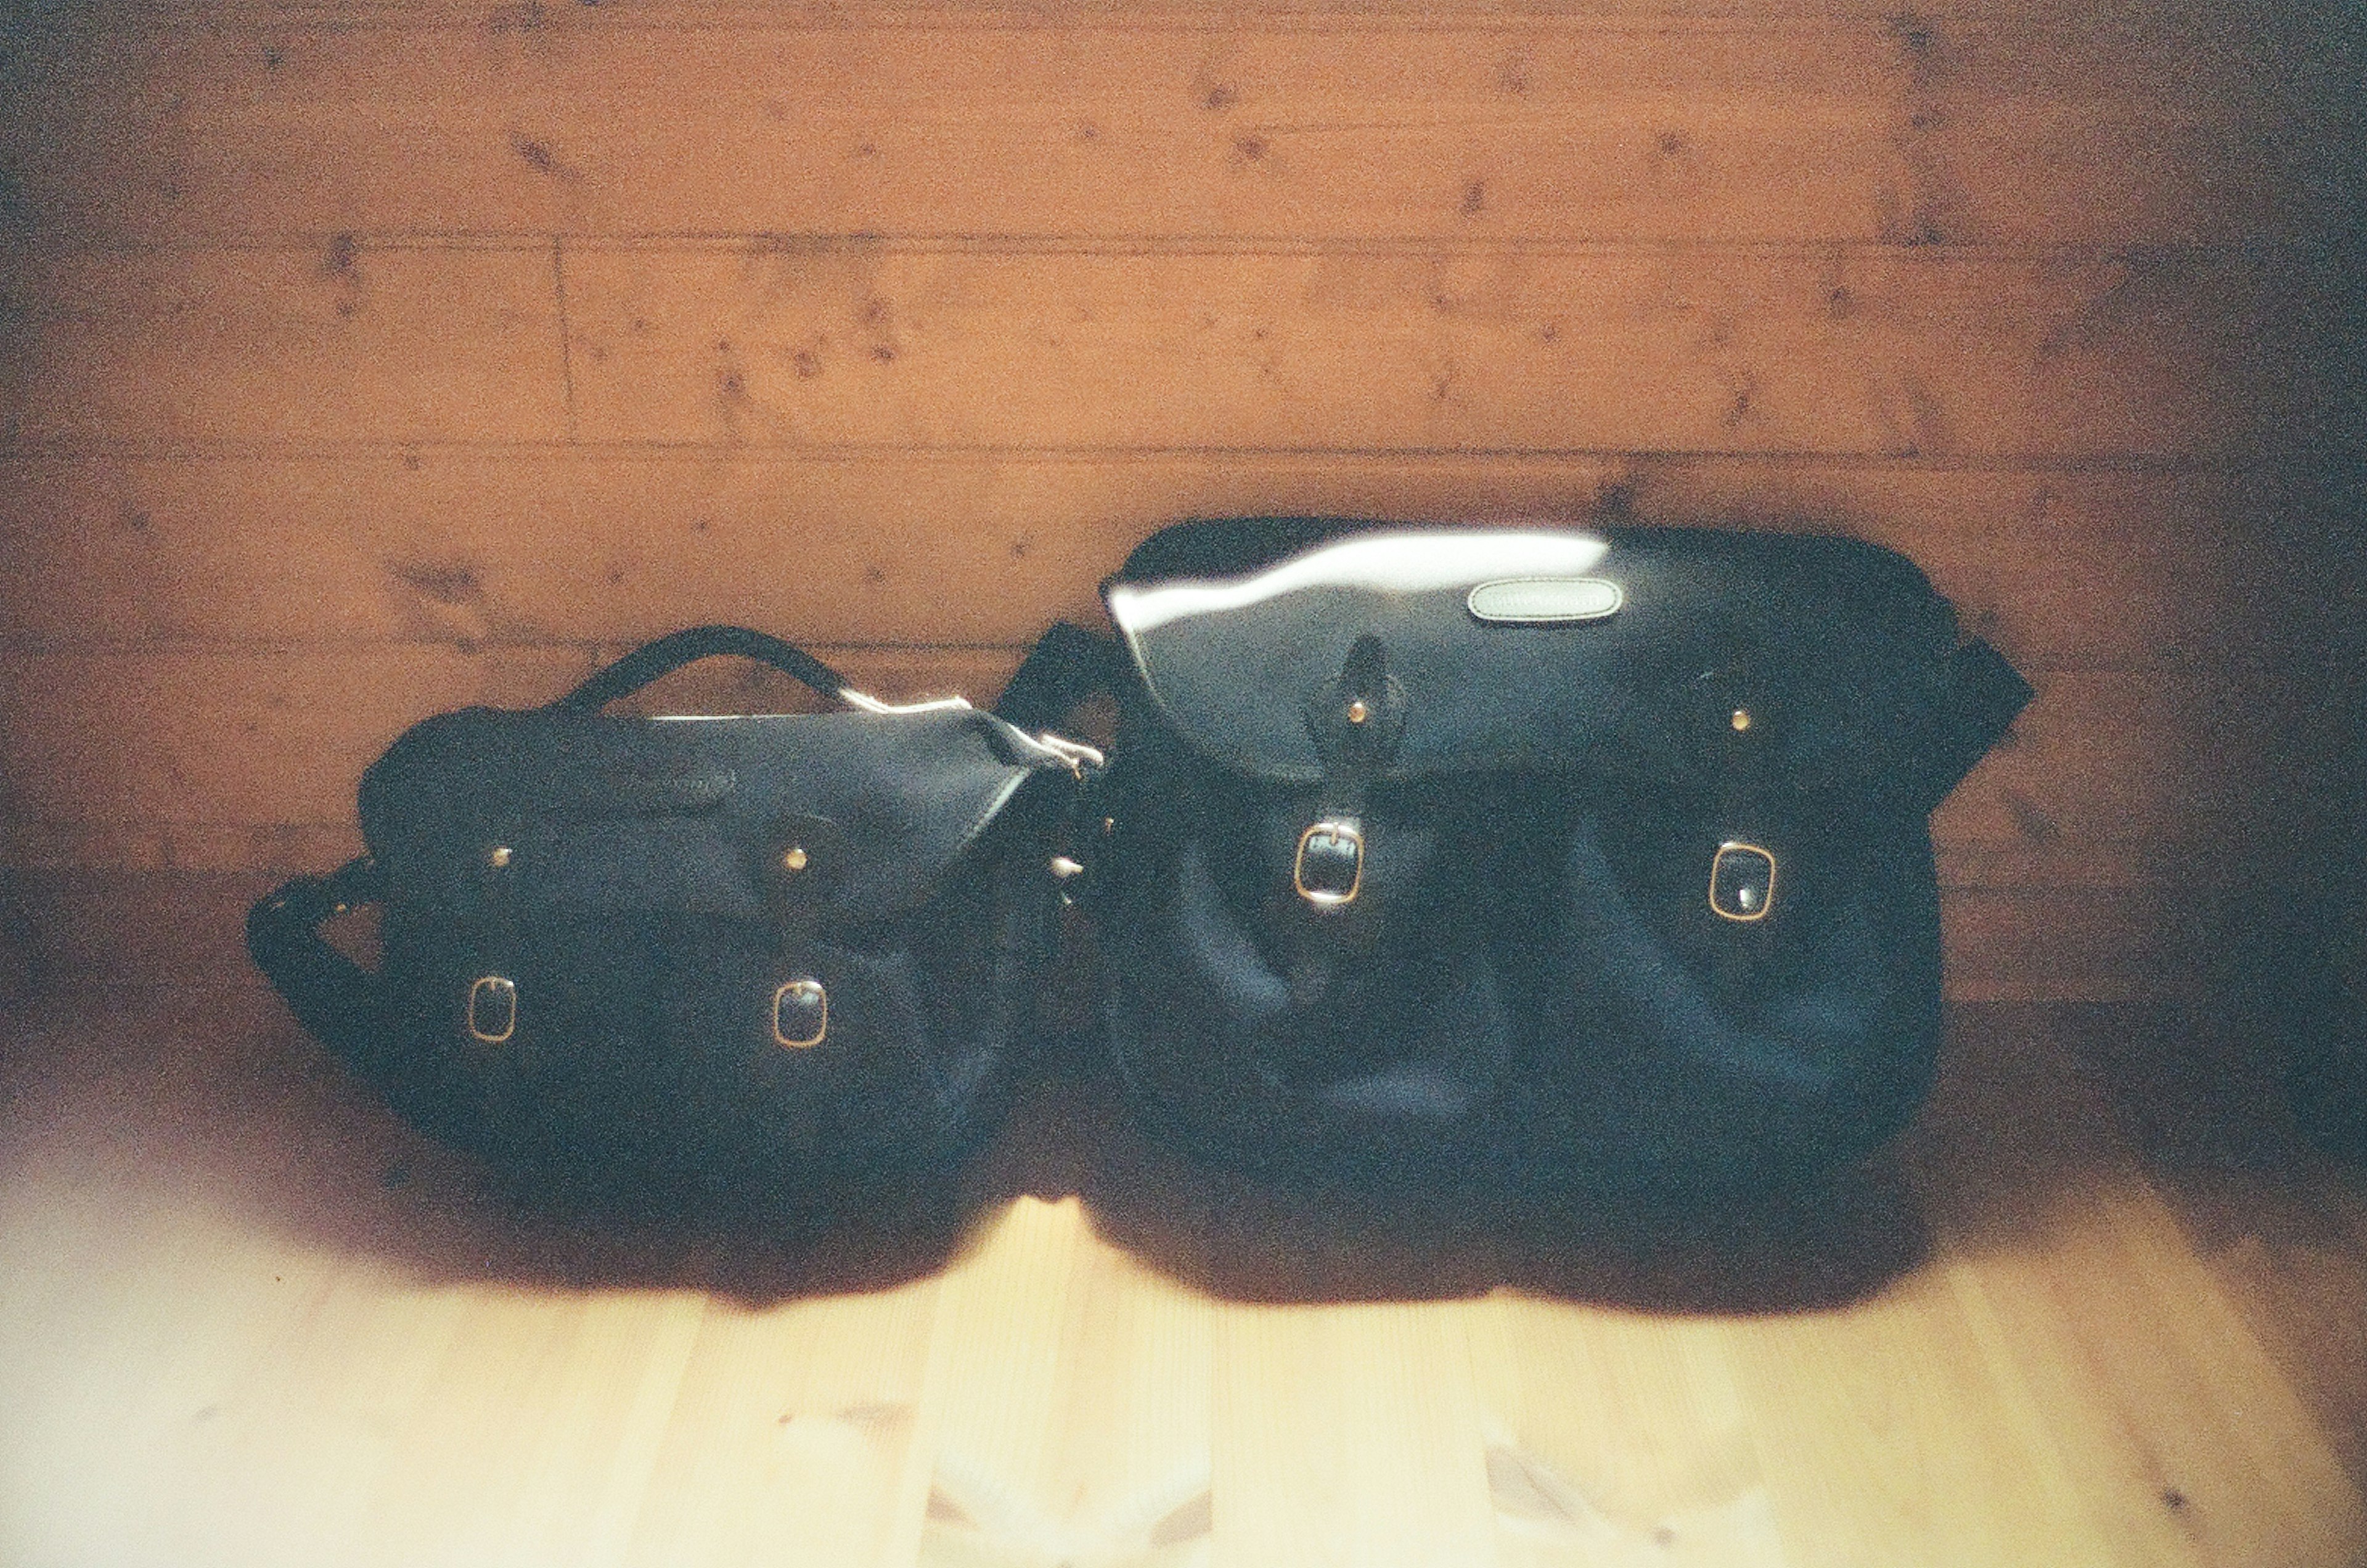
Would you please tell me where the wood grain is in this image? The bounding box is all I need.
[3,241,2304,461]
[0,15,2318,247]
[906,1194,1214,1566]
[0,455,2266,671]
[1471,1302,1789,1564]
[0,0,2346,1004]
[4,986,2365,1564]
[0,243,568,449]
[1897,1007,2367,1567]
[559,243,2295,459]
[1215,1300,1500,1567]
[618,1286,939,1567]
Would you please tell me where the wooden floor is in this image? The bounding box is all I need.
[4,966,2366,1567]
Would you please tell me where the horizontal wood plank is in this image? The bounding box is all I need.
[0,243,2328,462]
[0,243,568,449]
[0,455,2273,671]
[13,993,2361,1566]
[0,15,2322,245]
[560,244,2299,458]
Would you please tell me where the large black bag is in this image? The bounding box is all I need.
[248,626,1094,1221]
[997,520,2032,1201]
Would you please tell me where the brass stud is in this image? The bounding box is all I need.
[1347,699,1370,725]
[781,845,809,873]
[1730,709,1752,732]
[488,844,513,868]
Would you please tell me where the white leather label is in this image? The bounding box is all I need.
[1465,577,1625,623]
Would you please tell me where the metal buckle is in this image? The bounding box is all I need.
[772,978,829,1049]
[1293,819,1364,909]
[1708,841,1776,922]
[467,976,517,1043]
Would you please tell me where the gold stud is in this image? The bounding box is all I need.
[1347,699,1370,724]
[782,845,809,873]
[1730,709,1752,732]
[488,844,513,868]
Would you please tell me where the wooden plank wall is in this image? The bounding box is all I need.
[0,0,2358,1000]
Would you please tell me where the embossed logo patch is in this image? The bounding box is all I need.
[1465,577,1625,624]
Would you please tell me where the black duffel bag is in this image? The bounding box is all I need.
[249,626,1096,1222]
[996,520,2032,1202]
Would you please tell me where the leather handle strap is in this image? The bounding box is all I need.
[994,623,1121,908]
[993,621,1122,731]
[550,626,856,715]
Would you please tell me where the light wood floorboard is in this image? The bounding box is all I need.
[1,979,2362,1566]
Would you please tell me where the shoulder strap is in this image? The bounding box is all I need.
[994,621,1123,732]
[245,855,423,1097]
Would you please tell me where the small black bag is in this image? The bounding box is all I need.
[997,520,2032,1201]
[249,626,1094,1221]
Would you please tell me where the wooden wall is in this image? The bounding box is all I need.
[1,0,2359,1001]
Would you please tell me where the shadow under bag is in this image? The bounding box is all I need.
[997,520,2034,1201]
[248,627,1091,1220]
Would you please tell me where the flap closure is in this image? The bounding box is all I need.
[359,706,1055,923]
[1106,523,1990,800]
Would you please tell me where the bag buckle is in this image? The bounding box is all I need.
[467,975,517,1043]
[1709,841,1776,922]
[1294,819,1364,909]
[772,978,829,1048]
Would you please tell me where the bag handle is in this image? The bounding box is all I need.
[553,625,848,713]
[550,624,970,717]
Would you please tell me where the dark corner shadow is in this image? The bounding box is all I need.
[1040,1076,1932,1315]
[181,986,1932,1314]
[2063,998,2367,1257]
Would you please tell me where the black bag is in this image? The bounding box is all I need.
[995,520,2032,1201]
[248,626,1095,1221]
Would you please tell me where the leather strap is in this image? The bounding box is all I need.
[1300,633,1408,817]
[551,626,855,715]
[993,622,1121,907]
[245,854,403,1084]
[993,621,1122,731]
